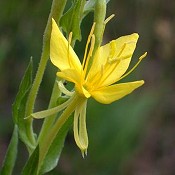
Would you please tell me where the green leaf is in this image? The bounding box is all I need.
[12,59,34,149]
[21,146,39,175]
[0,125,18,175]
[60,0,86,41]
[39,115,73,174]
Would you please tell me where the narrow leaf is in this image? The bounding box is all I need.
[60,0,86,41]
[21,146,39,175]
[39,116,73,174]
[12,59,34,149]
[0,125,18,175]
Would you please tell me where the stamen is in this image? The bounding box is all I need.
[108,41,116,58]
[108,54,132,64]
[104,14,115,24]
[118,52,147,81]
[68,32,73,67]
[107,42,126,64]
[83,34,95,75]
[82,23,96,69]
[107,42,136,64]
[98,43,138,86]
[118,54,132,61]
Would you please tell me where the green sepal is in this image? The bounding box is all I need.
[60,0,86,41]
[39,115,73,174]
[56,95,69,105]
[0,125,18,175]
[21,145,39,175]
[12,58,35,149]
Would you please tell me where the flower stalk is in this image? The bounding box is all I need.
[94,0,107,50]
[38,93,85,170]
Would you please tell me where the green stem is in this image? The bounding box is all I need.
[38,79,61,143]
[38,94,83,171]
[25,0,67,147]
[93,0,106,51]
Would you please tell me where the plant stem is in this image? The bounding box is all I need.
[94,0,106,51]
[25,0,67,147]
[38,94,84,172]
[37,78,61,143]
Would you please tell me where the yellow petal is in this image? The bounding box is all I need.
[57,69,81,85]
[87,33,139,87]
[50,19,81,72]
[91,80,144,104]
[57,69,89,97]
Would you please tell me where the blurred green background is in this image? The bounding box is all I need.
[1,0,175,174]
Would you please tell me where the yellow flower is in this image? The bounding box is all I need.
[32,18,147,157]
[49,18,147,156]
[51,18,146,102]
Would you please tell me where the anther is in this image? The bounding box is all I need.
[104,14,115,24]
[68,32,73,67]
[82,23,96,69]
[139,52,147,60]
[118,52,147,81]
[83,34,95,75]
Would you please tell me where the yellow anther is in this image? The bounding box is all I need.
[118,52,147,81]
[104,14,115,24]
[107,41,138,64]
[68,32,73,67]
[139,52,147,60]
[83,34,95,75]
[108,42,127,64]
[82,23,96,69]
[107,41,117,63]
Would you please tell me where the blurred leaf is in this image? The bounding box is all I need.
[21,146,39,175]
[60,0,86,41]
[12,58,34,149]
[0,125,18,175]
[39,115,73,174]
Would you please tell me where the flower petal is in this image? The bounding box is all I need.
[57,69,90,97]
[87,33,139,87]
[57,69,81,85]
[73,100,88,157]
[91,80,144,104]
[50,19,81,71]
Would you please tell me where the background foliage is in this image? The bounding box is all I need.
[0,0,175,174]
